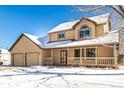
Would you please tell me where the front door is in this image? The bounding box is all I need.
[60,50,67,64]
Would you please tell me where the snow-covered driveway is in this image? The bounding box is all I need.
[0,66,124,88]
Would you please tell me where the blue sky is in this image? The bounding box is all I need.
[0,5,112,49]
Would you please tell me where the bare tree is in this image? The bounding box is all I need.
[73,5,124,17]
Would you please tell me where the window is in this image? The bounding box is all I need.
[82,49,84,57]
[79,26,91,39]
[74,49,80,57]
[58,32,65,39]
[86,48,96,57]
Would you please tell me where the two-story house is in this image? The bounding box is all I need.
[9,13,123,67]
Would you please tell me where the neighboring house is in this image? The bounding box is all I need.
[0,48,10,65]
[9,13,124,67]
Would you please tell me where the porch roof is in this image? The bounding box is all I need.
[23,29,119,49]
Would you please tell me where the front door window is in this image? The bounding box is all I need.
[60,50,67,64]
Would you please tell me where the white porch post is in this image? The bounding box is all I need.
[84,48,86,60]
[39,50,42,65]
[80,48,82,65]
[95,46,97,66]
[51,49,53,65]
[114,44,118,67]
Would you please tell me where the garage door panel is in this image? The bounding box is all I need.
[26,53,39,66]
[13,53,24,66]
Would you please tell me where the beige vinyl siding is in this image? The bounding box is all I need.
[65,30,74,40]
[96,22,110,36]
[97,45,113,57]
[42,49,51,58]
[103,21,110,34]
[42,49,52,65]
[52,49,60,64]
[96,24,104,36]
[49,30,74,42]
[50,32,58,41]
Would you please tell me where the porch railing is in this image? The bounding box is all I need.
[44,57,116,67]
[67,57,115,67]
[44,58,52,65]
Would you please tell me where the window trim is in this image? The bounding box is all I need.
[86,48,96,57]
[74,49,80,57]
[58,32,65,39]
[79,25,91,39]
[73,47,97,58]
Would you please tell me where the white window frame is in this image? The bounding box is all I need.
[79,26,91,39]
[58,32,65,39]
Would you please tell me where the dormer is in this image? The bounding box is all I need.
[74,18,97,40]
[48,13,111,42]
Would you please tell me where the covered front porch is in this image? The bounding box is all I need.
[43,45,118,67]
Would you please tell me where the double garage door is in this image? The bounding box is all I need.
[13,52,39,66]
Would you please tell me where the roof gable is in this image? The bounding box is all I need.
[9,33,42,51]
[72,17,97,29]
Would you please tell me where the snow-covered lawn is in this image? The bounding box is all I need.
[0,66,124,88]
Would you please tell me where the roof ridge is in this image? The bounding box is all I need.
[56,13,110,25]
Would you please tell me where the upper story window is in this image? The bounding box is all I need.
[79,26,91,39]
[58,32,65,39]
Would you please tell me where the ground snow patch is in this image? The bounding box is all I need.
[0,66,124,88]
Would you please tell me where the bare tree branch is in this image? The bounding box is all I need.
[109,5,124,18]
[73,5,105,12]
